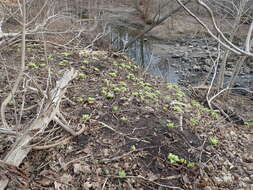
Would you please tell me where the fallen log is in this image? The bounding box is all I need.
[0,68,77,190]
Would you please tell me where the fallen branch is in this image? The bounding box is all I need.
[0,68,77,190]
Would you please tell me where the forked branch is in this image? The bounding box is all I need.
[176,0,253,57]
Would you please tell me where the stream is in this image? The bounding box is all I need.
[108,25,253,95]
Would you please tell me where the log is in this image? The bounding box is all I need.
[0,68,77,190]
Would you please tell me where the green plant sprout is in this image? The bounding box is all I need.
[168,153,195,167]
[191,100,201,107]
[77,97,84,103]
[108,72,117,77]
[82,114,90,121]
[209,137,219,146]
[209,110,220,120]
[244,121,253,126]
[130,145,136,151]
[79,73,86,79]
[168,153,180,163]
[120,116,128,122]
[100,87,108,95]
[93,67,100,72]
[112,106,119,111]
[167,122,176,128]
[8,101,15,106]
[127,73,136,80]
[167,83,179,89]
[87,97,96,103]
[190,119,199,126]
[118,170,126,177]
[83,59,89,64]
[173,105,184,113]
[28,63,39,69]
[62,52,70,57]
[58,60,68,66]
[106,92,115,99]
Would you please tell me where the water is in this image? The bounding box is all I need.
[108,25,253,95]
[109,25,181,83]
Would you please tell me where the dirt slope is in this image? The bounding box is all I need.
[0,43,252,190]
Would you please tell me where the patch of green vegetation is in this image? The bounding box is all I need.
[130,145,136,151]
[163,105,168,111]
[167,122,176,128]
[132,92,139,97]
[190,118,199,126]
[77,97,84,103]
[173,105,184,113]
[209,110,220,120]
[108,72,117,77]
[127,73,136,81]
[155,90,160,95]
[79,73,86,79]
[176,91,184,98]
[93,67,100,72]
[62,52,70,57]
[113,86,127,92]
[165,96,171,101]
[58,60,68,66]
[119,81,127,86]
[168,153,181,163]
[191,100,201,107]
[106,92,115,99]
[120,63,132,70]
[131,64,138,70]
[209,137,219,146]
[120,116,128,122]
[167,83,179,89]
[112,61,118,67]
[87,97,96,104]
[112,106,119,111]
[100,87,108,95]
[244,121,253,126]
[200,108,220,119]
[144,91,157,101]
[82,114,90,121]
[83,59,89,64]
[143,86,151,91]
[28,63,39,69]
[8,101,15,105]
[47,55,53,60]
[118,170,126,177]
[167,153,195,167]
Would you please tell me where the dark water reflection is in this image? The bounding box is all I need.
[109,25,181,83]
